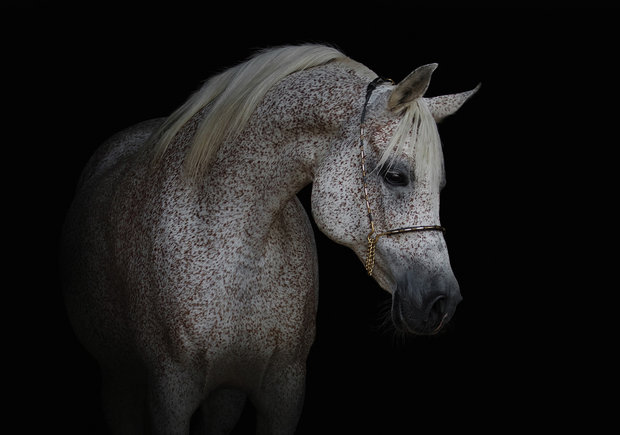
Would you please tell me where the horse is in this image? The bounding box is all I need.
[61,44,478,434]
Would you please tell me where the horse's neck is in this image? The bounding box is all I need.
[196,64,369,248]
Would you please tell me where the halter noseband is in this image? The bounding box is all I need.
[360,77,445,276]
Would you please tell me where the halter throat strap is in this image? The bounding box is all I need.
[359,77,445,276]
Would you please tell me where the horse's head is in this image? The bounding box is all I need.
[312,64,478,335]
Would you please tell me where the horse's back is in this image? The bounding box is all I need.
[76,118,164,190]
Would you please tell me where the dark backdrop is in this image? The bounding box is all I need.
[6,4,615,433]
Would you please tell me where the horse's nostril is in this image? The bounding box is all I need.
[430,295,445,314]
[428,295,446,324]
[393,270,461,335]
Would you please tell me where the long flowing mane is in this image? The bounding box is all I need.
[149,44,351,177]
[148,43,443,186]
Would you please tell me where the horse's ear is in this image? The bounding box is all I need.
[387,63,438,112]
[424,83,481,122]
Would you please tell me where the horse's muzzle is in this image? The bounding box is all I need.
[392,269,462,335]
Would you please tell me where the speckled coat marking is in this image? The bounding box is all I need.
[62,47,477,434]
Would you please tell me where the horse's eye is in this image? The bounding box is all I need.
[383,170,409,187]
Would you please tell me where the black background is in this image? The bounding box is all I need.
[5,3,616,433]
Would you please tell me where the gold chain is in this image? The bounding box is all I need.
[365,233,379,275]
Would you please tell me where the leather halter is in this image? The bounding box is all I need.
[360,78,445,276]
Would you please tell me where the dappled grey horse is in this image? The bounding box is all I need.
[62,44,477,434]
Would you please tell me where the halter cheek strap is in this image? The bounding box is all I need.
[360,78,445,276]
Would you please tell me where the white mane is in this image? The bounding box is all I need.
[149,44,353,177]
[149,43,443,186]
